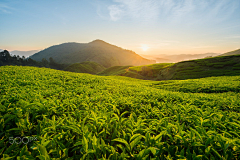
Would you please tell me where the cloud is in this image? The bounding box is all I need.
[108,5,124,21]
[172,0,195,18]
[103,0,239,23]
[108,0,161,21]
[0,3,13,14]
[205,0,239,23]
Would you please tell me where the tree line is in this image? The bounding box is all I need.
[0,50,67,70]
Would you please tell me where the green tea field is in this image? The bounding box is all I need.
[1,66,240,159]
[98,55,240,81]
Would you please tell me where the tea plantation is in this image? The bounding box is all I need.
[98,55,240,81]
[0,66,240,159]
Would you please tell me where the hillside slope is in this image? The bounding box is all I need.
[97,65,132,76]
[157,54,240,80]
[219,48,240,56]
[98,63,172,79]
[64,61,105,74]
[99,54,240,80]
[30,40,155,68]
[1,66,240,159]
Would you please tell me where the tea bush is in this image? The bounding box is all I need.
[0,66,240,159]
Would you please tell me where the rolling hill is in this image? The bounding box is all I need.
[99,54,240,80]
[97,65,132,76]
[219,48,240,56]
[98,63,172,79]
[157,54,240,80]
[1,65,240,159]
[30,40,155,68]
[64,61,105,74]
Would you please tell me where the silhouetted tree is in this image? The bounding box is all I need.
[0,50,11,62]
[49,57,55,64]
[42,58,49,67]
[49,57,66,70]
[0,50,67,70]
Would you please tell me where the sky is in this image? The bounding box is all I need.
[0,0,240,55]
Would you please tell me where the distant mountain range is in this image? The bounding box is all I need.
[141,48,240,63]
[10,50,39,57]
[219,48,240,56]
[0,50,38,57]
[140,53,220,63]
[0,49,39,57]
[30,40,156,68]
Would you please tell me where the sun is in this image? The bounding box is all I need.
[141,44,149,51]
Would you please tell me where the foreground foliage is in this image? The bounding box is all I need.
[0,66,240,159]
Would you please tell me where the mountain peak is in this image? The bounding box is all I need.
[89,39,107,44]
[30,40,155,68]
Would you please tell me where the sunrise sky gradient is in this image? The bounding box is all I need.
[1,0,240,55]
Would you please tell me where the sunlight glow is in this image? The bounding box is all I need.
[141,44,149,51]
